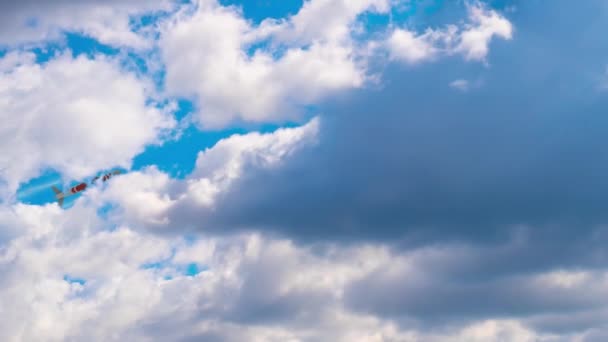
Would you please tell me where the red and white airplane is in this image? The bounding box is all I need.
[51,170,123,207]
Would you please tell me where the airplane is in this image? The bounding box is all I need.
[51,170,123,207]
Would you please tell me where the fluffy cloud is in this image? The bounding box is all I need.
[185,0,607,244]
[0,0,175,48]
[387,28,445,64]
[89,117,319,231]
[5,0,608,341]
[387,2,512,64]
[269,0,390,44]
[0,202,602,341]
[160,0,389,128]
[455,3,514,61]
[0,51,175,196]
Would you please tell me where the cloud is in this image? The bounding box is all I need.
[88,117,319,232]
[0,51,175,196]
[345,239,608,324]
[450,79,470,91]
[387,28,443,64]
[0,202,602,341]
[159,0,388,128]
[173,0,608,245]
[387,2,513,64]
[0,202,405,340]
[2,0,608,340]
[456,2,514,61]
[0,0,175,48]
[269,0,390,44]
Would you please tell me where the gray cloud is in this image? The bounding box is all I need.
[344,241,608,326]
[147,2,608,336]
[186,0,608,245]
[0,0,174,48]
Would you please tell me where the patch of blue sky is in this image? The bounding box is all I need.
[64,32,120,58]
[133,98,300,179]
[96,203,115,220]
[220,0,303,23]
[184,262,207,277]
[358,10,391,33]
[142,260,170,270]
[141,257,208,278]
[129,13,162,37]
[16,169,63,206]
[487,0,518,10]
[397,0,474,31]
[124,51,150,74]
[357,0,463,34]
[63,274,86,286]
[129,0,185,33]
[30,44,62,64]
[27,31,157,86]
[183,234,198,246]
[141,246,177,271]
[27,32,119,65]
[246,38,290,60]
[133,116,306,179]
[133,124,240,178]
[16,166,128,207]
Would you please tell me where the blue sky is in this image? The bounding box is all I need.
[2,0,608,341]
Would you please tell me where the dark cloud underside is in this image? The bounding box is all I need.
[191,0,608,245]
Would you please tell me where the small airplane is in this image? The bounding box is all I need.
[51,170,123,207]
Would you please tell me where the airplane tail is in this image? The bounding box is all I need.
[51,186,65,207]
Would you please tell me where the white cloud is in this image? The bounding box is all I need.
[0,0,175,48]
[88,117,318,231]
[448,320,552,342]
[387,28,442,64]
[387,27,455,64]
[387,2,513,64]
[450,79,470,91]
[0,202,597,341]
[187,116,319,205]
[0,52,176,197]
[270,0,391,44]
[160,0,388,128]
[0,204,393,340]
[456,3,513,61]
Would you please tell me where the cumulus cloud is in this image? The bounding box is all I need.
[387,28,445,64]
[5,0,608,341]
[387,2,513,64]
[89,117,319,232]
[0,202,602,341]
[0,0,175,48]
[269,0,390,44]
[456,2,514,61]
[186,0,607,245]
[160,0,390,128]
[0,51,175,196]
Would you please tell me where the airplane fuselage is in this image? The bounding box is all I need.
[52,169,122,207]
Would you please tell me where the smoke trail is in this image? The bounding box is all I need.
[16,178,62,199]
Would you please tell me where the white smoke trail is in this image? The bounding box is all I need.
[16,177,62,199]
